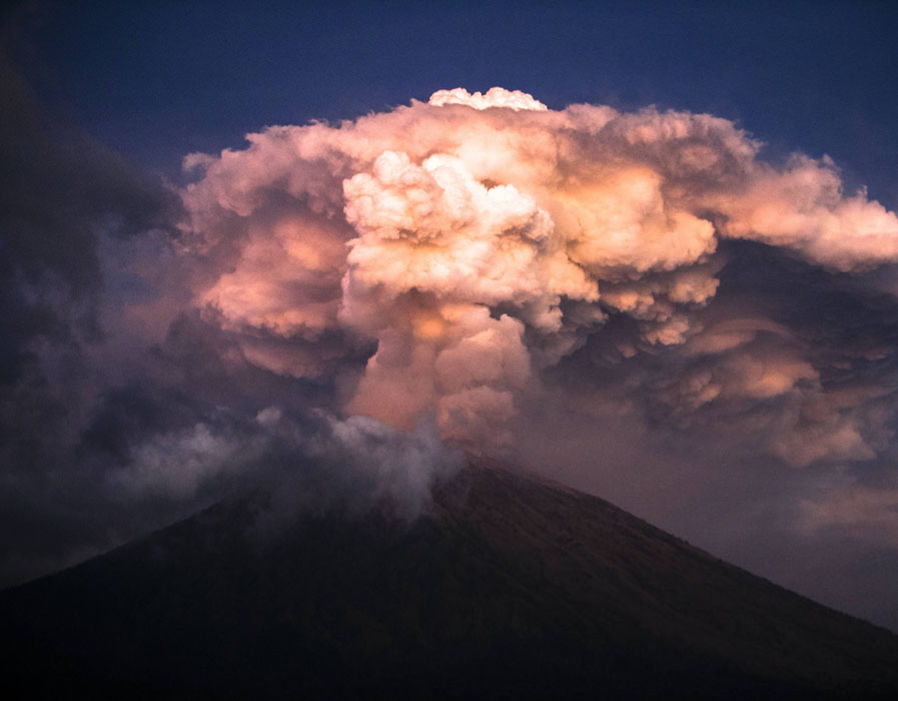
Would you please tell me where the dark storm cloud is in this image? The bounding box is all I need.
[0,51,186,585]
[0,50,180,416]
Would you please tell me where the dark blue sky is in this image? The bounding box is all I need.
[10,0,898,206]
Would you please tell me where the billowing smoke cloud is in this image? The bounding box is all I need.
[179,86,898,460]
[112,406,460,520]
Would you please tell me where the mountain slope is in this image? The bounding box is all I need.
[3,457,898,698]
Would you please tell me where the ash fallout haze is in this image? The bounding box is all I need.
[4,0,898,654]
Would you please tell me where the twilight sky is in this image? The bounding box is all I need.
[3,1,898,632]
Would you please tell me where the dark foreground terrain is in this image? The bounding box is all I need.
[3,457,898,699]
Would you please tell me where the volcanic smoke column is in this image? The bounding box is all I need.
[179,87,898,451]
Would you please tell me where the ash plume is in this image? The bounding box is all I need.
[179,86,898,462]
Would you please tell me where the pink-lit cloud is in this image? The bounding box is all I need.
[178,87,898,457]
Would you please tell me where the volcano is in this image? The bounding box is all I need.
[3,457,898,699]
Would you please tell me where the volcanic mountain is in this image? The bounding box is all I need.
[3,457,898,699]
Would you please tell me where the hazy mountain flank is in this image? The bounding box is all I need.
[3,457,898,699]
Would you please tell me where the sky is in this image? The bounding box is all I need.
[3,0,898,632]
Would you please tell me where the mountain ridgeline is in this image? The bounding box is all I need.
[3,457,898,698]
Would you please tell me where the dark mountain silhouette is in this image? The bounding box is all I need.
[3,456,898,699]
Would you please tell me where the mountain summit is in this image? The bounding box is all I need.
[4,457,898,698]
